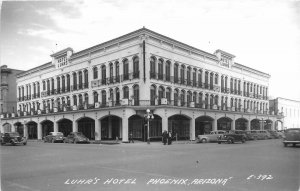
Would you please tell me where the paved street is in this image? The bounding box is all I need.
[1,139,299,191]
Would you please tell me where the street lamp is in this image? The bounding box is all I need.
[145,109,154,144]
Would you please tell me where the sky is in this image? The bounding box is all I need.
[1,0,300,100]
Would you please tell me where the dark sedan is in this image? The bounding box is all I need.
[64,132,90,144]
[283,128,300,147]
[1,132,27,146]
[44,132,64,143]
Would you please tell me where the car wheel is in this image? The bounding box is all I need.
[293,143,296,147]
[1,142,5,145]
[284,143,287,147]
[242,138,246,143]
[218,141,221,144]
[23,142,27,145]
[10,141,16,146]
[201,138,207,143]
[227,139,233,144]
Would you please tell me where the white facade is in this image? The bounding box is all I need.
[1,28,280,141]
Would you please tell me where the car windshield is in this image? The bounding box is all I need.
[75,132,86,138]
[51,132,64,136]
[9,132,20,136]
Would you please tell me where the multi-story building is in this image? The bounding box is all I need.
[0,28,281,141]
[269,97,300,130]
[0,65,24,132]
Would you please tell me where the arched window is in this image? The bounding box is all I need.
[174,89,179,106]
[174,63,179,83]
[93,67,98,79]
[205,72,209,88]
[73,95,77,106]
[215,74,219,85]
[37,83,40,97]
[73,72,77,90]
[51,78,54,93]
[210,95,214,108]
[180,65,185,84]
[215,95,219,105]
[62,76,65,92]
[101,65,106,85]
[123,59,129,80]
[47,79,50,94]
[192,69,196,86]
[187,67,191,85]
[187,91,192,106]
[198,70,202,88]
[210,73,214,90]
[230,78,233,93]
[166,88,171,103]
[150,85,156,105]
[109,89,114,102]
[181,90,185,106]
[66,74,70,92]
[33,84,36,98]
[84,69,88,88]
[199,93,203,105]
[123,86,129,99]
[150,57,156,78]
[133,85,139,106]
[116,88,120,105]
[158,86,164,104]
[78,71,83,89]
[115,62,120,82]
[84,93,89,105]
[78,94,83,106]
[101,90,106,106]
[158,59,163,80]
[57,77,60,93]
[66,96,70,106]
[109,63,113,83]
[165,61,171,81]
[93,92,98,104]
[133,57,139,79]
[43,81,46,91]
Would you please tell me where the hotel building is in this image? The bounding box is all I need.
[0,28,281,142]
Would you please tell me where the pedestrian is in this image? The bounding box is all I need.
[129,132,134,143]
[162,130,168,145]
[168,131,173,145]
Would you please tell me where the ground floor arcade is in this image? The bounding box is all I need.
[1,107,280,142]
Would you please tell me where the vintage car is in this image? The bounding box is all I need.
[217,130,246,144]
[64,132,90,144]
[197,130,227,143]
[43,132,64,143]
[249,130,270,140]
[1,132,27,146]
[283,128,300,147]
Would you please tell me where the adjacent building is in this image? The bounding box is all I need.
[0,65,24,132]
[269,97,300,130]
[0,28,281,141]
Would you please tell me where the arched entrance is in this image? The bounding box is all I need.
[264,120,272,130]
[14,122,24,136]
[168,115,190,140]
[251,119,260,130]
[128,115,144,141]
[26,121,37,139]
[57,119,72,137]
[101,115,122,140]
[149,114,162,141]
[41,120,54,137]
[235,118,248,130]
[217,117,232,131]
[77,117,95,140]
[195,116,213,136]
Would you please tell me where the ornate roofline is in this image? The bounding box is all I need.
[234,62,270,77]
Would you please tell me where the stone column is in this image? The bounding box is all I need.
[190,118,195,141]
[38,122,42,140]
[24,123,28,139]
[122,117,128,142]
[95,119,101,141]
[162,116,168,132]
[232,119,236,130]
[11,125,16,132]
[213,117,218,131]
[54,121,58,132]
[72,120,78,132]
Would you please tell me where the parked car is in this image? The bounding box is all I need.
[43,132,64,143]
[64,132,90,144]
[217,130,246,144]
[267,130,281,139]
[244,130,258,140]
[283,128,300,147]
[1,132,27,146]
[197,130,227,143]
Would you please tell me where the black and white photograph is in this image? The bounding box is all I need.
[1,0,299,190]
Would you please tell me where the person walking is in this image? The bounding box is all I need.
[168,131,173,145]
[162,130,168,145]
[129,132,134,143]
